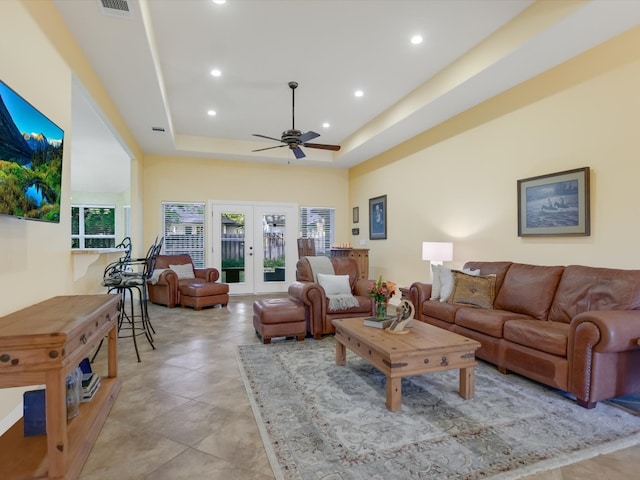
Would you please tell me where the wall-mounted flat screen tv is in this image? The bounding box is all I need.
[0,79,64,223]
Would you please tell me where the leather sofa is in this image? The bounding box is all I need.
[147,254,225,308]
[410,261,640,409]
[288,256,374,339]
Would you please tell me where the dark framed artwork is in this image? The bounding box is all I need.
[353,207,359,224]
[369,195,387,240]
[517,167,590,237]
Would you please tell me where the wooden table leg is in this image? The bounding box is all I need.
[45,368,68,478]
[107,322,118,378]
[336,339,346,366]
[386,376,402,412]
[459,366,475,399]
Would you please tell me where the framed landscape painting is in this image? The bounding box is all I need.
[517,167,590,237]
[369,195,387,240]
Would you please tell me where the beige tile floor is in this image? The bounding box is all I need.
[80,294,640,479]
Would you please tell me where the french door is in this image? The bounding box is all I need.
[209,201,298,294]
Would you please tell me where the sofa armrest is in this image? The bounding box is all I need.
[410,282,432,318]
[147,270,180,308]
[155,269,178,286]
[289,281,327,337]
[571,310,640,353]
[195,267,220,282]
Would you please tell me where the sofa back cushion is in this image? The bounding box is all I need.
[548,265,640,323]
[296,256,359,290]
[493,263,564,320]
[463,261,512,295]
[155,254,193,270]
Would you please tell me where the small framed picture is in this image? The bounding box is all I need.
[517,167,590,237]
[369,195,387,240]
[352,207,359,224]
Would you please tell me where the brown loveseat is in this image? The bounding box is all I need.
[410,261,640,408]
[288,257,374,339]
[147,254,225,308]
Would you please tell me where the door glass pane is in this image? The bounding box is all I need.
[221,213,245,283]
[263,213,285,282]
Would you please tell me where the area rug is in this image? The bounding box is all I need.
[237,338,640,480]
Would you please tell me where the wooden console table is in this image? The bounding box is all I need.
[330,248,369,279]
[0,295,121,480]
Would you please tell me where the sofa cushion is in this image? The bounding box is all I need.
[421,300,464,324]
[503,319,569,357]
[463,261,513,295]
[317,273,351,295]
[455,308,533,338]
[169,263,196,279]
[493,263,564,320]
[449,271,496,309]
[549,265,640,324]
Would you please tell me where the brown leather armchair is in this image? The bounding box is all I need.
[288,256,374,339]
[147,254,221,308]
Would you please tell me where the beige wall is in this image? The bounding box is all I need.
[3,0,640,437]
[0,0,75,428]
[0,0,142,430]
[142,155,350,252]
[350,26,640,289]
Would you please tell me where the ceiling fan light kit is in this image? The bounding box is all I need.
[252,81,341,159]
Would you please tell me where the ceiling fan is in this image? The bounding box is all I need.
[252,81,341,159]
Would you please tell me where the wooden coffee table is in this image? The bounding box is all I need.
[332,317,481,412]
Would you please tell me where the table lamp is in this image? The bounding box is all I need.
[422,241,453,267]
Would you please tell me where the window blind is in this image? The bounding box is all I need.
[162,202,206,267]
[299,207,335,256]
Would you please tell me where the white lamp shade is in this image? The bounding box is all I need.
[422,242,453,262]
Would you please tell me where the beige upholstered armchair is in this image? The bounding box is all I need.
[288,256,374,339]
[147,254,221,308]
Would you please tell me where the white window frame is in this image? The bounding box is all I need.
[71,204,117,249]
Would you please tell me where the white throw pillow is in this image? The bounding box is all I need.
[439,267,480,302]
[430,264,441,300]
[317,273,352,295]
[169,263,195,280]
[439,266,455,302]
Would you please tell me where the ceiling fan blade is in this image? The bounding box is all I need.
[253,133,283,143]
[303,142,341,152]
[292,146,306,159]
[298,131,320,143]
[252,144,287,152]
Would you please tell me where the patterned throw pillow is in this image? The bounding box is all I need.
[439,267,480,303]
[449,271,496,309]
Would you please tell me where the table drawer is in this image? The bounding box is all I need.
[66,308,117,354]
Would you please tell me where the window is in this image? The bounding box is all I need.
[71,205,116,248]
[162,202,206,267]
[299,207,335,256]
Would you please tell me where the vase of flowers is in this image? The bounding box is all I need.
[368,276,396,320]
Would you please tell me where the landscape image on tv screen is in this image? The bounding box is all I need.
[0,79,64,223]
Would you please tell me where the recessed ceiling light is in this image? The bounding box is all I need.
[212,0,226,4]
[207,110,217,116]
[210,69,221,77]
[354,90,364,98]
[411,35,423,45]
[322,122,330,128]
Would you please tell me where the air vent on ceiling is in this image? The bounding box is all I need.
[99,0,133,18]
[152,127,166,132]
